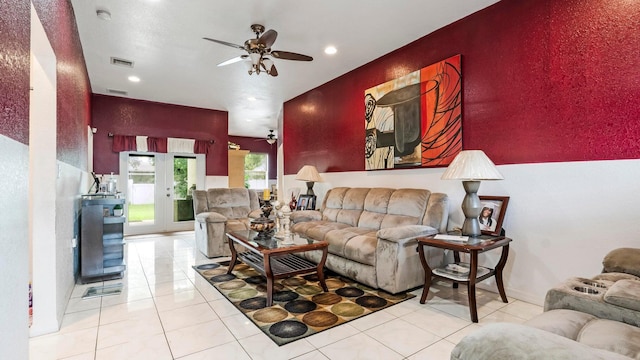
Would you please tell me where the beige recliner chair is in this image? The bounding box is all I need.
[192,188,262,258]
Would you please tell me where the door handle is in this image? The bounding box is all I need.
[166,193,170,197]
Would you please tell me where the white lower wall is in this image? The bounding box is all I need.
[0,135,29,358]
[205,176,228,189]
[55,163,86,321]
[283,158,640,305]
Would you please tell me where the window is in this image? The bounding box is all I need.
[244,153,268,189]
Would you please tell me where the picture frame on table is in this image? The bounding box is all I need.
[478,196,510,236]
[296,194,316,211]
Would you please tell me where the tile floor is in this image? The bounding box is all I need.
[29,232,543,360]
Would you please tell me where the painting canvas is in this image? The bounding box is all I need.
[365,55,462,170]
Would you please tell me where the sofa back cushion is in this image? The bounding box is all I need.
[322,187,360,226]
[196,188,260,219]
[320,187,447,231]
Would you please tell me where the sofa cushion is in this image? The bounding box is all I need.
[603,248,640,277]
[206,188,257,219]
[604,279,640,312]
[358,188,429,230]
[323,227,377,266]
[593,272,640,282]
[525,309,598,340]
[578,318,640,359]
[292,221,350,242]
[451,323,631,360]
[318,188,368,227]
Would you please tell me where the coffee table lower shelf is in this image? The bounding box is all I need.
[226,231,329,306]
[237,251,320,278]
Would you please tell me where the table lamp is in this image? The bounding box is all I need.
[441,150,503,237]
[295,165,322,195]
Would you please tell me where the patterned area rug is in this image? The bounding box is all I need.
[193,261,415,346]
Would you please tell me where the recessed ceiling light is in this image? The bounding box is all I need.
[96,9,111,21]
[324,46,337,55]
[128,76,140,82]
[247,96,256,101]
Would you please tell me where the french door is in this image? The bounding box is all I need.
[119,152,205,235]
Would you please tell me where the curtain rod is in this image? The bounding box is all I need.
[107,132,214,144]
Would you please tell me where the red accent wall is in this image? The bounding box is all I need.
[0,1,31,144]
[228,136,278,180]
[33,0,92,169]
[92,94,229,176]
[284,0,640,174]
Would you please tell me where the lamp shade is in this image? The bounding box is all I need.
[441,150,503,181]
[295,165,322,182]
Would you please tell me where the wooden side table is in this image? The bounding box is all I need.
[417,235,512,322]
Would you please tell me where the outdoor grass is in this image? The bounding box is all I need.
[128,203,154,222]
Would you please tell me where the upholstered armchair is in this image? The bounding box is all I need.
[192,188,262,258]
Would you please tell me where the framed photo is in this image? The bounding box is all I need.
[478,196,510,236]
[296,194,316,211]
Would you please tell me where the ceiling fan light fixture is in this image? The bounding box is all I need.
[266,138,276,145]
[262,58,273,68]
[249,53,261,65]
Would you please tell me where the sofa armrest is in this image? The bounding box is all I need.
[375,225,442,294]
[290,210,322,223]
[376,225,438,244]
[248,209,263,219]
[195,212,227,223]
[451,323,630,360]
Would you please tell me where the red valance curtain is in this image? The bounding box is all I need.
[111,135,137,152]
[111,134,212,154]
[194,140,211,154]
[147,137,168,153]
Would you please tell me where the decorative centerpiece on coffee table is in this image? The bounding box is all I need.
[250,198,275,239]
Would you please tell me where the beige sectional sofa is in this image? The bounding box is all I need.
[193,188,262,258]
[291,187,449,294]
[451,248,640,359]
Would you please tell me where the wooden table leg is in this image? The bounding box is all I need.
[316,247,329,292]
[494,244,510,303]
[227,236,237,274]
[418,244,433,304]
[264,255,274,306]
[468,251,479,323]
[452,251,461,289]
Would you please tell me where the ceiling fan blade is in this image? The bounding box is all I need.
[258,29,278,48]
[202,37,245,50]
[217,55,247,67]
[269,64,278,77]
[271,50,313,61]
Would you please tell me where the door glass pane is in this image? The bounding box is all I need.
[244,153,268,189]
[173,156,196,222]
[127,154,155,225]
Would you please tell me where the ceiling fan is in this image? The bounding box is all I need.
[203,24,313,77]
[254,130,277,144]
[265,130,277,144]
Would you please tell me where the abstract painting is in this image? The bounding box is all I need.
[365,54,462,170]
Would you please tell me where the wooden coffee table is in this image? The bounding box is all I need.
[226,230,329,306]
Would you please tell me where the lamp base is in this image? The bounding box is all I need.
[461,180,482,237]
[305,182,315,196]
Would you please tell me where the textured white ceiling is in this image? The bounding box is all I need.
[71,0,499,138]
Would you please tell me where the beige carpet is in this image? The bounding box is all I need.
[193,261,415,345]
